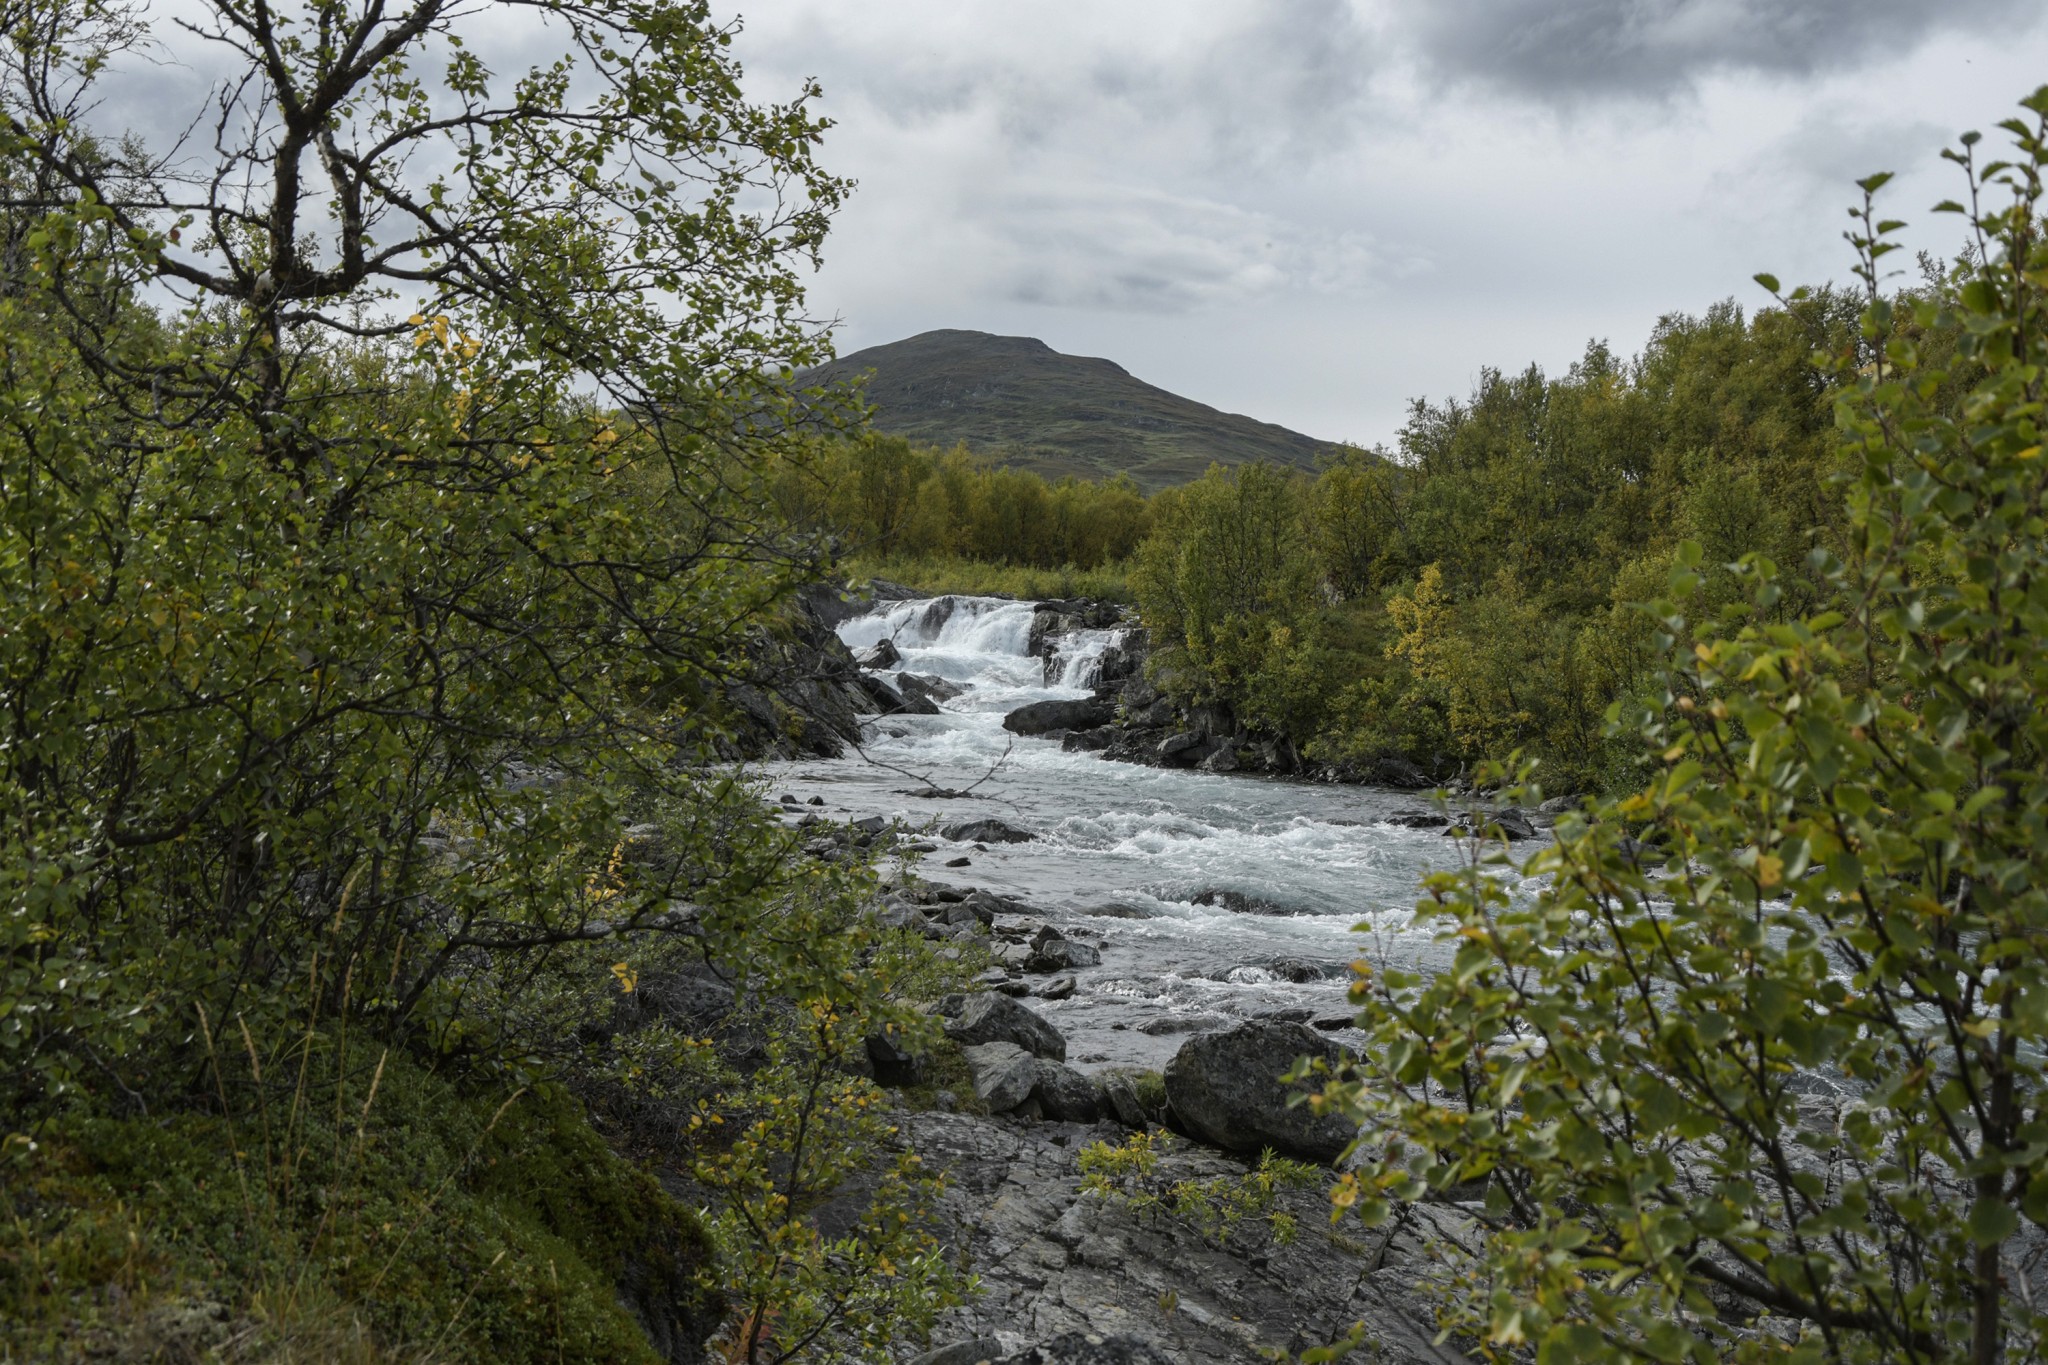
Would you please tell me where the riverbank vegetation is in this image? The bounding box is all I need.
[0,0,965,1359]
[1322,94,2048,1364]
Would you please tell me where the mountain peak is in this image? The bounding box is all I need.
[810,330,1329,491]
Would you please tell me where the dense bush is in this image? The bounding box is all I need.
[1323,92,2048,1363]
[0,0,965,1357]
[1123,286,1894,789]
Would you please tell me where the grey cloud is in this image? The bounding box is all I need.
[784,1,1379,171]
[974,185,1411,314]
[1397,0,2040,101]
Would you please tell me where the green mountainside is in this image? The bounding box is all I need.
[809,329,1338,491]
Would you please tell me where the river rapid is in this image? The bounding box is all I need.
[766,595,1478,1074]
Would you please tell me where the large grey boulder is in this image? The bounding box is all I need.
[945,992,1067,1061]
[1032,1060,1103,1123]
[961,1041,1039,1112]
[1003,698,1113,736]
[1162,1019,1357,1163]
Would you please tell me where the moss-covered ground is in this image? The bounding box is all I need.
[1,1047,713,1363]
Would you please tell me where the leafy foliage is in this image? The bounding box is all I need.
[1079,1131,1320,1254]
[1322,91,2048,1364]
[772,433,1152,572]
[0,0,967,1357]
[1120,286,1871,788]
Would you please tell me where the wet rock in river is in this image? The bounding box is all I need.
[941,817,1036,844]
[1443,806,1538,841]
[1003,698,1114,736]
[1060,726,1114,753]
[1189,887,1298,916]
[1034,974,1077,1001]
[1385,809,1449,829]
[1137,1014,1229,1036]
[1025,926,1100,973]
[898,670,964,703]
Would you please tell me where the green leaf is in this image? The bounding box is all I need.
[1969,1198,2020,1248]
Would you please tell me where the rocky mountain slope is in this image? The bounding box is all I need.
[806,330,1338,492]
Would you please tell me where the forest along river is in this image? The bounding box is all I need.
[766,595,1509,1074]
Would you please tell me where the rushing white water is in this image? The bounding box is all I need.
[766,595,1475,1072]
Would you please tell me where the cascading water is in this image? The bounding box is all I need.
[767,594,1470,1071]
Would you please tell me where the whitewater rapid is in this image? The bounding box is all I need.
[767,595,1471,1072]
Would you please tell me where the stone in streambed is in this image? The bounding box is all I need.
[1442,807,1538,841]
[944,991,1067,1061]
[1162,1019,1358,1163]
[897,670,964,703]
[1384,810,1448,829]
[940,817,1035,844]
[1034,973,1077,1001]
[1138,1014,1228,1036]
[1003,698,1113,736]
[1024,926,1100,972]
[1060,727,1114,753]
[1081,902,1157,920]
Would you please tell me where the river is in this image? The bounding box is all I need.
[766,594,1480,1074]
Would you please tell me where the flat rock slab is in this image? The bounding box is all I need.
[897,1111,1471,1365]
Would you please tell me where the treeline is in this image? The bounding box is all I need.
[770,434,1150,570]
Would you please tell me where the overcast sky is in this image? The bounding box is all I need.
[718,1,2048,450]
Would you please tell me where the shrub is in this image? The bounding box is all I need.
[1323,90,2048,1363]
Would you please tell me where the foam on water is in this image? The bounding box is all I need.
[764,594,1474,1069]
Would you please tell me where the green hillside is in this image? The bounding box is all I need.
[808,329,1338,491]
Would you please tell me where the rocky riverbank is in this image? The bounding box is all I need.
[894,1108,1470,1365]
[783,854,1469,1363]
